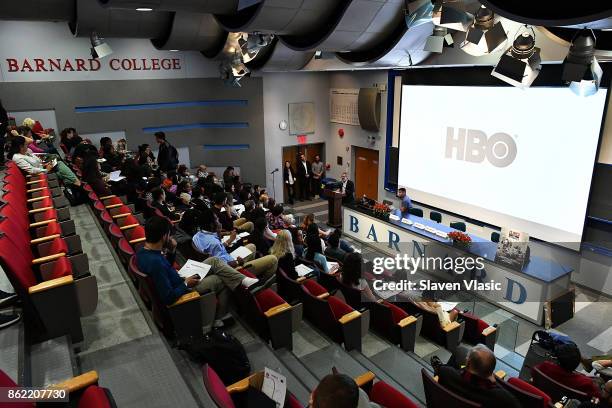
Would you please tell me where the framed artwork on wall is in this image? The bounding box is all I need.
[288,102,315,135]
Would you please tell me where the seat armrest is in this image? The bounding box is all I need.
[105,203,123,209]
[99,195,116,200]
[27,187,46,193]
[32,252,66,265]
[339,310,361,324]
[119,223,139,231]
[28,275,74,294]
[442,321,461,332]
[26,179,43,185]
[398,315,418,328]
[316,292,330,299]
[29,206,53,214]
[129,237,146,245]
[168,291,200,308]
[30,219,56,228]
[112,212,131,219]
[354,371,375,388]
[264,303,291,317]
[482,326,497,336]
[27,195,49,203]
[51,371,99,393]
[31,234,61,244]
[296,276,307,283]
[494,370,506,380]
[226,372,264,394]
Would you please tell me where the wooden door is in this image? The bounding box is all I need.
[354,146,379,200]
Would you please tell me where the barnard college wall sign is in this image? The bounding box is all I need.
[5,57,182,73]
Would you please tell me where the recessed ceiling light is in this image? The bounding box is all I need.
[169,49,179,52]
[136,7,153,11]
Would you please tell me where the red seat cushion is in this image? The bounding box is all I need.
[117,214,139,228]
[47,256,74,280]
[370,381,418,408]
[47,237,69,255]
[508,377,552,407]
[94,201,106,212]
[118,239,135,255]
[41,221,62,236]
[203,365,236,408]
[104,197,123,206]
[384,301,409,324]
[108,223,123,238]
[302,279,328,297]
[100,211,113,224]
[328,295,354,321]
[126,226,145,241]
[255,289,285,313]
[238,268,256,279]
[78,385,112,408]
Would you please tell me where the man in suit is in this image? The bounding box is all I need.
[296,153,311,201]
[340,172,355,204]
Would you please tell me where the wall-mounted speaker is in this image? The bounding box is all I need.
[358,88,381,132]
[388,146,399,185]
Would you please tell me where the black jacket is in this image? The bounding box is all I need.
[342,180,355,203]
[0,105,8,137]
[438,366,521,408]
[157,142,178,172]
[296,160,311,179]
[283,167,295,184]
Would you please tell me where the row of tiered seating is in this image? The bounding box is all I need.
[0,162,98,343]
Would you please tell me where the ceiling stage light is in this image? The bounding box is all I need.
[491,25,541,88]
[432,2,472,32]
[424,26,454,53]
[90,32,113,59]
[461,5,507,56]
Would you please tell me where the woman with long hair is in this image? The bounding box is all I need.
[0,99,8,165]
[304,222,330,273]
[339,252,376,302]
[8,136,80,186]
[60,128,83,155]
[270,229,301,279]
[81,155,111,196]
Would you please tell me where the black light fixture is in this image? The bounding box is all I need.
[491,25,541,88]
[314,50,323,59]
[461,5,507,56]
[432,1,472,32]
[90,32,113,59]
[238,32,274,63]
[562,29,602,96]
[424,26,454,53]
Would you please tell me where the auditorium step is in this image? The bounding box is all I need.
[27,335,77,387]
[0,308,24,384]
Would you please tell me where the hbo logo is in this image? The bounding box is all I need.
[445,127,517,168]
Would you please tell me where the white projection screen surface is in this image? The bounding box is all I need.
[398,85,608,246]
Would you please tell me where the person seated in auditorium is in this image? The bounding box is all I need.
[175,192,192,213]
[534,343,602,399]
[150,187,181,221]
[60,128,82,155]
[325,229,349,261]
[302,213,355,254]
[99,137,112,158]
[222,166,235,188]
[249,218,274,255]
[304,223,331,274]
[212,192,253,234]
[396,187,412,218]
[339,253,376,303]
[270,229,302,280]
[175,179,192,199]
[11,126,45,154]
[100,143,122,172]
[340,172,355,204]
[71,138,98,164]
[196,164,208,179]
[192,208,278,280]
[266,204,292,230]
[413,291,459,329]
[22,118,58,154]
[432,344,520,408]
[81,155,112,196]
[137,216,263,328]
[310,373,379,408]
[190,184,210,211]
[8,136,81,187]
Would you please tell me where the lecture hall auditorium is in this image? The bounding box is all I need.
[0,1,611,407]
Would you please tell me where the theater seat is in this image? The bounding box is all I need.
[500,377,551,408]
[78,385,115,408]
[422,368,481,408]
[491,231,500,243]
[400,301,464,351]
[430,211,442,223]
[369,380,419,408]
[301,279,362,351]
[531,366,589,402]
[409,208,423,217]
[0,370,34,408]
[460,311,498,351]
[276,267,310,303]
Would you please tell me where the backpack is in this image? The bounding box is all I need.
[182,330,251,384]
[168,144,179,169]
[64,184,88,206]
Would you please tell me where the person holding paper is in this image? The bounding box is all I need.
[137,216,263,328]
[81,156,112,196]
[151,187,181,221]
[8,136,80,187]
[339,253,376,303]
[304,223,330,274]
[413,291,459,329]
[192,208,278,280]
[213,192,253,233]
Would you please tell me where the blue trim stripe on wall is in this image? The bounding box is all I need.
[143,122,249,133]
[75,100,248,113]
[204,144,250,151]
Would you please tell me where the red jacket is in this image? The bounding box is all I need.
[534,361,600,399]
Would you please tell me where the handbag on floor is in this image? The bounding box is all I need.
[182,329,251,385]
[64,184,88,206]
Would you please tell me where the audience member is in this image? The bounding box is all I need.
[267,204,289,229]
[325,229,347,261]
[270,229,301,279]
[60,127,82,155]
[212,192,253,233]
[136,216,260,328]
[283,160,295,204]
[433,344,521,408]
[310,373,378,408]
[249,218,272,255]
[151,187,180,221]
[304,223,330,273]
[81,156,112,196]
[155,131,178,172]
[340,253,376,302]
[223,166,235,187]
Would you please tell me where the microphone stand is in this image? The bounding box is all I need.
[270,168,279,201]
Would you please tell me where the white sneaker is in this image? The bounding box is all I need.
[241,277,259,288]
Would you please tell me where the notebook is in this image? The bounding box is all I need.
[177,259,211,279]
[295,264,314,277]
[230,245,253,259]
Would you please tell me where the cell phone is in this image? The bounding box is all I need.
[190,274,201,280]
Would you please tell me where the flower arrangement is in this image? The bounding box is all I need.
[373,202,391,217]
[447,231,472,247]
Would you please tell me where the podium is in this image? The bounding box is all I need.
[325,189,343,227]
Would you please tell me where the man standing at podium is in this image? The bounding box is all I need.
[340,172,355,204]
[296,153,312,201]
